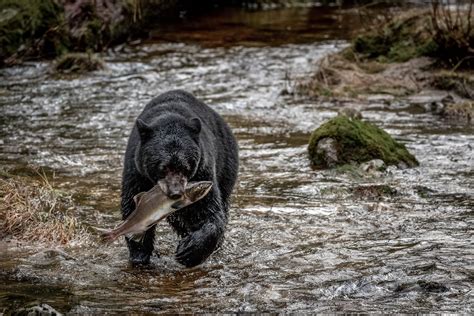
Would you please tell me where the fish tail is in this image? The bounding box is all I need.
[101,231,117,243]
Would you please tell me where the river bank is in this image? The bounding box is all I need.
[299,6,474,123]
[0,0,346,66]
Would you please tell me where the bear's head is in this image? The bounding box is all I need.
[134,114,202,199]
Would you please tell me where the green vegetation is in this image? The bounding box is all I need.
[0,0,68,65]
[353,11,437,63]
[302,3,474,106]
[308,115,418,169]
[351,3,474,68]
[0,0,198,65]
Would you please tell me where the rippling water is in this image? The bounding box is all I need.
[1,5,473,314]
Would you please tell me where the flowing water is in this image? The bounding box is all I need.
[1,5,473,314]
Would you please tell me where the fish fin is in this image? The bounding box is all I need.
[133,192,146,205]
[129,222,158,243]
[130,233,146,243]
[171,200,185,209]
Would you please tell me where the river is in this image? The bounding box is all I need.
[0,4,473,313]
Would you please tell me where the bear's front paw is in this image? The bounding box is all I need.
[175,223,220,267]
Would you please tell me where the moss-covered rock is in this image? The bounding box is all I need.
[308,115,419,169]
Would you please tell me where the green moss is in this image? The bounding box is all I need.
[353,34,389,59]
[308,115,419,169]
[352,11,434,63]
[351,8,473,68]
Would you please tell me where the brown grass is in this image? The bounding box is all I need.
[0,171,88,245]
[300,2,474,99]
[441,101,474,122]
[298,51,431,98]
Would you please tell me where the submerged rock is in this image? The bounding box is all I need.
[308,115,419,169]
[351,184,397,200]
[407,90,454,114]
[359,159,386,174]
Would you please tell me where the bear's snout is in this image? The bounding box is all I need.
[159,172,187,200]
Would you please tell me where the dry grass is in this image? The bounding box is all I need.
[298,51,431,98]
[441,101,474,122]
[300,2,474,99]
[0,171,88,245]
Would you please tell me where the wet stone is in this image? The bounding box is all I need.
[338,107,363,119]
[366,94,395,103]
[13,303,62,316]
[359,159,386,174]
[407,90,455,114]
[315,137,338,167]
[417,280,449,293]
[351,184,397,200]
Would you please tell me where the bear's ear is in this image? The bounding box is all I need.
[136,119,153,140]
[189,117,201,134]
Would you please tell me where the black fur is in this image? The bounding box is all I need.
[121,90,239,267]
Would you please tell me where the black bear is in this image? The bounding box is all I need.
[121,90,239,267]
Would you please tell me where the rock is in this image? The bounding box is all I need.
[431,71,474,99]
[53,52,104,74]
[351,184,397,200]
[359,159,386,173]
[366,94,395,103]
[13,303,62,316]
[407,90,455,114]
[308,115,419,169]
[315,137,338,168]
[417,280,449,293]
[338,107,363,119]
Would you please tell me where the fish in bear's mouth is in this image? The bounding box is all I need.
[100,181,212,242]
